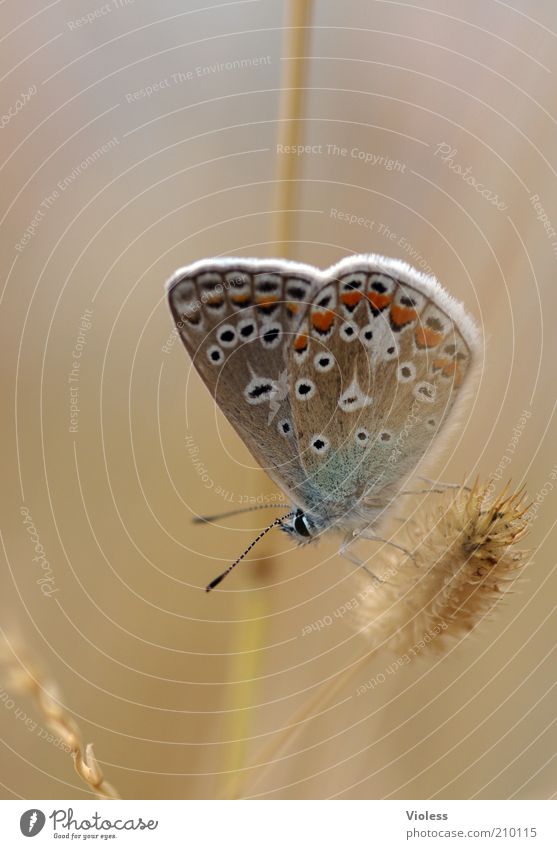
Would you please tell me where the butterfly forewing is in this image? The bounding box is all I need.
[167,259,320,500]
[286,257,478,519]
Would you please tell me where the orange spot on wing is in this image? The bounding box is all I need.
[255,295,279,306]
[311,310,335,333]
[415,326,444,349]
[230,293,251,304]
[390,303,417,328]
[432,358,457,377]
[341,291,364,308]
[367,291,392,312]
[286,301,300,315]
[294,333,309,351]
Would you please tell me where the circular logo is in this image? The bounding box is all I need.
[20,810,46,837]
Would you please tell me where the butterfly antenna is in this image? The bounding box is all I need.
[193,503,291,524]
[206,510,296,592]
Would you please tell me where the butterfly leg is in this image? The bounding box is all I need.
[417,476,471,492]
[400,481,471,496]
[339,534,383,585]
[355,528,417,565]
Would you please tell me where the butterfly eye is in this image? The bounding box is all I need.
[294,510,312,538]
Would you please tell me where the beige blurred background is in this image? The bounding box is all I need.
[1,0,556,800]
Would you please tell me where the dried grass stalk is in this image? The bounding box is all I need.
[1,642,119,800]
[356,480,530,649]
[232,481,531,798]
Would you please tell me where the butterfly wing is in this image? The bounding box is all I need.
[167,258,320,500]
[286,254,481,521]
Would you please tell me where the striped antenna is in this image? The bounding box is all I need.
[205,511,296,592]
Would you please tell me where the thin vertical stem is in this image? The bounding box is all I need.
[275,0,314,257]
[218,0,314,798]
[228,651,371,799]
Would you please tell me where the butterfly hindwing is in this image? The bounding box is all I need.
[286,256,479,516]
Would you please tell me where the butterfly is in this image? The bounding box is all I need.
[166,254,481,590]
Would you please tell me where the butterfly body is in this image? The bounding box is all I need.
[167,254,480,570]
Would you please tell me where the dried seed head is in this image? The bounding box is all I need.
[355,481,531,651]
